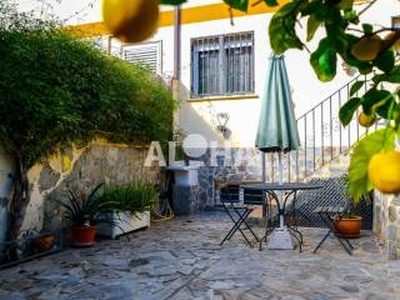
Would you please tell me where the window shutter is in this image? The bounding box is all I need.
[122,41,162,75]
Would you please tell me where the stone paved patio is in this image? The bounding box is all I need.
[1,210,400,299]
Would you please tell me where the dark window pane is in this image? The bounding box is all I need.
[191,32,254,97]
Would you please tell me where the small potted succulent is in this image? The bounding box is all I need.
[57,183,121,247]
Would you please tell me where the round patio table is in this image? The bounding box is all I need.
[241,182,324,251]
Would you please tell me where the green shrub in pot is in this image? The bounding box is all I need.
[57,183,122,246]
[96,180,157,239]
[100,181,157,217]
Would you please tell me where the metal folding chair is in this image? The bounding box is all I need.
[218,184,260,247]
[313,205,354,255]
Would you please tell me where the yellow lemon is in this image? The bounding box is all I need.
[102,0,159,43]
[351,35,382,61]
[358,112,376,128]
[368,151,400,194]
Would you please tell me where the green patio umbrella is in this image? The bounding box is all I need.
[256,54,300,156]
[255,54,300,248]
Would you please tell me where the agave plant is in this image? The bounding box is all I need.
[57,182,121,227]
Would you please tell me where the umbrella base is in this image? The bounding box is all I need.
[267,228,294,250]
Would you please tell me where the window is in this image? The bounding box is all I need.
[121,41,162,75]
[191,32,254,98]
[392,15,400,29]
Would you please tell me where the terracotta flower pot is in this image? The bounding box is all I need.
[70,225,97,247]
[33,234,56,252]
[334,216,362,238]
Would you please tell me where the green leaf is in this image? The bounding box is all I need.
[314,2,343,26]
[372,74,392,85]
[362,23,373,35]
[160,0,187,4]
[337,0,354,10]
[374,49,395,73]
[223,0,249,12]
[300,0,322,16]
[326,25,348,54]
[361,88,394,116]
[372,66,400,84]
[339,97,361,126]
[269,4,303,53]
[310,38,337,82]
[307,15,321,42]
[343,10,359,24]
[348,128,396,203]
[263,0,278,6]
[349,80,364,96]
[376,100,398,120]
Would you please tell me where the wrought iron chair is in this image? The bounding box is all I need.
[305,176,355,254]
[313,204,354,255]
[217,183,260,247]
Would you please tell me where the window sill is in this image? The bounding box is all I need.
[188,94,259,102]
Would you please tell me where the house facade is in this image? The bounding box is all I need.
[64,0,367,146]
[7,0,400,258]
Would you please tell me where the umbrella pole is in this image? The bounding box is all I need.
[262,152,266,183]
[268,151,294,250]
[278,152,284,229]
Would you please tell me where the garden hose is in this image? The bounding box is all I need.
[151,193,174,222]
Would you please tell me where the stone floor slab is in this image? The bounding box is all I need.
[0,211,399,299]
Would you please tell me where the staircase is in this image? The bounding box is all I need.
[264,74,380,183]
[261,75,376,229]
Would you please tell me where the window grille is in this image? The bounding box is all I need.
[121,41,162,75]
[191,32,254,98]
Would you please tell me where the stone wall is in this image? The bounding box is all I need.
[373,192,400,260]
[191,147,350,209]
[17,141,158,234]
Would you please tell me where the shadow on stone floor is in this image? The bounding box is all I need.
[0,210,398,300]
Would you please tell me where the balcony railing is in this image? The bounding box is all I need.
[264,74,381,182]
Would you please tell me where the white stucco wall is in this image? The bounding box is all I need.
[14,0,399,149]
[15,1,400,142]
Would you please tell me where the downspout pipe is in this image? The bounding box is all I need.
[173,5,181,81]
[172,5,182,139]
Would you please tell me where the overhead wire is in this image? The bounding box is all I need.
[61,0,96,23]
[15,0,98,24]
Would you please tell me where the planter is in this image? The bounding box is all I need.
[97,211,150,239]
[334,216,362,238]
[32,234,56,252]
[70,225,97,247]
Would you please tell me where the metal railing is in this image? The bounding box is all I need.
[264,74,381,183]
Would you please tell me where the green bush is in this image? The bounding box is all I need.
[0,0,175,245]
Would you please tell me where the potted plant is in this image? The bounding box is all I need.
[96,180,157,239]
[57,183,121,247]
[333,177,371,239]
[334,210,363,239]
[32,233,57,253]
